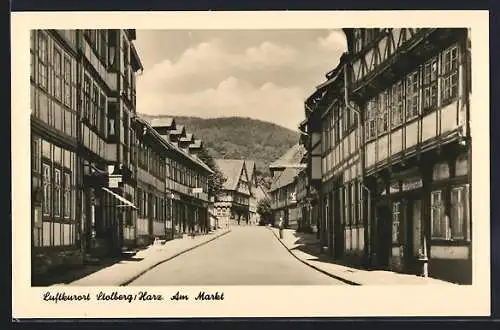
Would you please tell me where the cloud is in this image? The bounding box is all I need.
[135,30,347,130]
[318,30,347,51]
[138,77,305,131]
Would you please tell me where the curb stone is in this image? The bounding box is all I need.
[120,230,231,286]
[266,227,360,286]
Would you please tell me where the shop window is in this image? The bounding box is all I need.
[441,45,459,103]
[406,70,420,119]
[450,185,470,240]
[431,190,448,239]
[344,185,351,225]
[42,163,51,216]
[392,202,401,244]
[422,57,438,112]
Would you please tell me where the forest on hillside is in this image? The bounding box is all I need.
[139,115,300,188]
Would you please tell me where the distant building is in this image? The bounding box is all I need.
[214,159,251,226]
[268,144,307,229]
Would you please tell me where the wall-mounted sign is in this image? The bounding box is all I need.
[108,174,122,188]
[192,188,203,194]
[389,181,401,194]
[402,177,423,191]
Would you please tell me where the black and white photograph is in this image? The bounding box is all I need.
[12,11,490,318]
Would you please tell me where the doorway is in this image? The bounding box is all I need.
[375,204,391,268]
[404,197,423,274]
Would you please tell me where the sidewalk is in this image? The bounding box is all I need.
[55,229,231,286]
[268,227,456,286]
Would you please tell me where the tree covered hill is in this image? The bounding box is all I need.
[139,114,299,183]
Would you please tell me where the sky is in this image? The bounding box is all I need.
[134,29,347,131]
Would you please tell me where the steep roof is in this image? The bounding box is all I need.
[150,117,175,129]
[215,159,246,191]
[245,160,256,181]
[269,144,307,169]
[269,167,302,192]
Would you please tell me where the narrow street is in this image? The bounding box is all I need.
[128,226,346,285]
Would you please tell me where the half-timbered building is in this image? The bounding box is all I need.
[214,159,251,226]
[304,28,472,284]
[31,30,143,281]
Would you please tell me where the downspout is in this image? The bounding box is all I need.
[343,63,373,266]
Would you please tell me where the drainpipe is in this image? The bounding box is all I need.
[343,63,373,266]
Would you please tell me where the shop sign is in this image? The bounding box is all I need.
[402,177,423,191]
[389,181,401,194]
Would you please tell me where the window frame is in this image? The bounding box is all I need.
[37,32,48,91]
[42,161,52,217]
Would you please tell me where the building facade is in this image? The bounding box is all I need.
[214,159,251,226]
[132,117,212,246]
[268,144,307,229]
[31,29,143,279]
[304,28,472,284]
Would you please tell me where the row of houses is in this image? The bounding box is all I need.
[30,29,214,280]
[270,28,472,284]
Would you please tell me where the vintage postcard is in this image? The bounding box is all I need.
[11,10,490,318]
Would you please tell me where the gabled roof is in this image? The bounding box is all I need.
[189,139,203,149]
[245,160,256,181]
[170,125,185,136]
[150,117,175,129]
[269,144,307,169]
[269,167,302,192]
[215,159,247,191]
[180,133,194,142]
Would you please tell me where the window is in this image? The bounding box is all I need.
[354,29,363,52]
[423,57,438,111]
[42,163,51,216]
[63,57,71,106]
[450,186,469,240]
[378,91,389,134]
[392,202,401,243]
[431,190,448,239]
[406,70,420,119]
[391,81,403,127]
[54,169,61,217]
[365,98,377,140]
[92,85,99,128]
[32,138,41,173]
[442,45,459,103]
[54,48,62,100]
[64,172,71,219]
[38,33,48,90]
[344,185,350,225]
[83,75,91,121]
[99,93,106,135]
[351,182,357,225]
[30,31,35,80]
[99,30,108,64]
